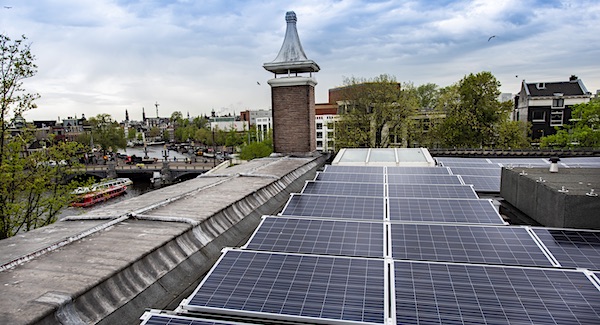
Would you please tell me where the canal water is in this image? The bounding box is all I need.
[61,145,197,219]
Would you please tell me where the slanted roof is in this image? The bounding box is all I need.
[524,78,590,97]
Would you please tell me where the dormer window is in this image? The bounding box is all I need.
[536,83,546,89]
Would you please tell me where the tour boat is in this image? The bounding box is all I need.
[72,178,133,195]
[71,184,128,208]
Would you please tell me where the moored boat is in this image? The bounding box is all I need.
[72,178,133,195]
[71,185,128,208]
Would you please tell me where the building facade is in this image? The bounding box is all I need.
[514,76,591,140]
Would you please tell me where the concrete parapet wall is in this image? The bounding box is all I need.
[0,155,325,325]
[500,167,600,229]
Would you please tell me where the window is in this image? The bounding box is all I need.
[316,131,323,139]
[550,110,564,126]
[316,140,323,147]
[316,123,323,130]
[532,111,546,122]
[552,98,564,108]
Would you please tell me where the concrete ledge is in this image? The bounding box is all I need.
[0,155,325,325]
[500,167,600,229]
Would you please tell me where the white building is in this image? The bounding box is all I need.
[315,114,338,152]
[255,117,272,142]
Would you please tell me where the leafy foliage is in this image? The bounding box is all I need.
[1,34,87,238]
[239,129,272,160]
[434,72,519,148]
[540,100,600,148]
[77,113,126,152]
[334,74,419,148]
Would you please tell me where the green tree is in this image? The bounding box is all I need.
[415,83,440,109]
[127,127,137,140]
[148,126,161,138]
[83,114,126,152]
[239,130,273,160]
[435,72,507,148]
[225,128,243,153]
[334,74,418,148]
[1,34,85,238]
[496,120,531,149]
[540,100,600,148]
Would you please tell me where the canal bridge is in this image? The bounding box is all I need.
[78,160,219,183]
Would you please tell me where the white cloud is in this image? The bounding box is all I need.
[1,0,598,121]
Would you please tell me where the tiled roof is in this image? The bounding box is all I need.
[525,80,588,97]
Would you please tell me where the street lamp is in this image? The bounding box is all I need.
[212,128,216,168]
[163,144,169,162]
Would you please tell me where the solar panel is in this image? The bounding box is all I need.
[141,314,244,325]
[390,224,553,266]
[460,175,501,192]
[448,166,501,177]
[302,181,384,197]
[560,157,600,164]
[435,157,491,163]
[281,194,385,220]
[395,261,600,325]
[387,174,462,185]
[388,184,478,199]
[323,165,385,174]
[533,228,600,270]
[386,166,450,175]
[244,217,384,258]
[438,161,499,168]
[315,172,385,183]
[487,158,550,168]
[388,198,505,224]
[184,250,386,325]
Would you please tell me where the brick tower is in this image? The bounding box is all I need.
[264,11,320,156]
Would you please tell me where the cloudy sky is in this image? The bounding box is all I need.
[3,0,599,122]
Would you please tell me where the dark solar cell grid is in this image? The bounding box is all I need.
[142,314,231,325]
[187,250,386,324]
[302,181,384,197]
[388,184,478,199]
[386,167,451,175]
[449,166,501,177]
[460,175,501,192]
[387,174,463,185]
[246,217,384,258]
[439,161,499,168]
[395,261,600,324]
[391,224,553,266]
[564,163,600,168]
[388,198,504,224]
[533,228,600,270]
[489,158,550,165]
[323,165,385,174]
[281,194,385,220]
[315,172,385,183]
[435,157,491,163]
[559,157,600,164]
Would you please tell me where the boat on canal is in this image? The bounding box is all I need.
[72,178,133,195]
[70,184,128,208]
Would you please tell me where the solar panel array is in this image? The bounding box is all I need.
[142,161,600,325]
[438,156,600,192]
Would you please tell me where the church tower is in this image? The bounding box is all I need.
[264,11,320,155]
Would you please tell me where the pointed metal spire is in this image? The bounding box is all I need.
[264,11,319,75]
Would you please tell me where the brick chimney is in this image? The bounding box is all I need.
[263,11,320,156]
